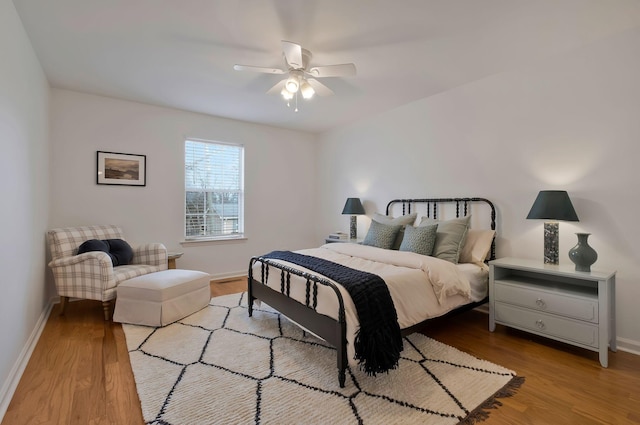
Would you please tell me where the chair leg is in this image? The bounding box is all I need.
[102,301,111,321]
[59,296,69,316]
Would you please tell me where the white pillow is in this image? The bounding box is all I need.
[459,229,496,264]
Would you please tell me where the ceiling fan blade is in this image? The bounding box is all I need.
[266,79,286,95]
[233,64,285,74]
[308,63,357,78]
[282,40,303,69]
[306,78,334,96]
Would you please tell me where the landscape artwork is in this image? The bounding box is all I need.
[97,151,146,186]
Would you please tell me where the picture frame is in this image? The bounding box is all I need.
[97,151,146,186]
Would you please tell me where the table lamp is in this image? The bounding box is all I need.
[342,198,365,239]
[526,190,579,264]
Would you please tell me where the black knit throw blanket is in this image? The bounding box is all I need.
[262,250,403,375]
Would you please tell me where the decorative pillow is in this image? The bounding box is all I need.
[419,215,471,264]
[105,238,134,266]
[399,224,438,256]
[459,229,496,264]
[77,238,133,266]
[78,239,109,256]
[372,212,417,250]
[362,220,403,250]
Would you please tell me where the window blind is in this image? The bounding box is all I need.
[185,139,244,239]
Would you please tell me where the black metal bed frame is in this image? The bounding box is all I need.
[248,197,496,388]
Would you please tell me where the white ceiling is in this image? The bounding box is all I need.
[13,0,640,133]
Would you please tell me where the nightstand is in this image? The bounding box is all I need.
[489,257,616,367]
[324,238,363,244]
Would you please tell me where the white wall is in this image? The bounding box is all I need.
[49,89,318,279]
[0,0,50,415]
[317,28,640,352]
[3,7,637,418]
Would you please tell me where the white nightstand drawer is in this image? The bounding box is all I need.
[494,280,598,323]
[495,302,599,348]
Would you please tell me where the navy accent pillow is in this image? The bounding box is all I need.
[105,238,134,266]
[77,238,133,266]
[78,239,109,256]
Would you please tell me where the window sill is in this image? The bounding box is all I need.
[180,236,247,246]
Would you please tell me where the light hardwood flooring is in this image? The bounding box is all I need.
[3,277,639,424]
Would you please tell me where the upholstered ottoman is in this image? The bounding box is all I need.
[113,269,211,326]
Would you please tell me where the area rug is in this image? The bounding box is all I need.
[122,292,523,425]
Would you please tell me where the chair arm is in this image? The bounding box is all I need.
[47,252,116,301]
[48,251,112,269]
[131,243,167,268]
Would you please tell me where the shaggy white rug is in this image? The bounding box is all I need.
[122,292,522,425]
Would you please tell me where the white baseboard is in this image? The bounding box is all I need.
[616,337,640,356]
[473,304,489,314]
[0,299,54,422]
[210,270,246,281]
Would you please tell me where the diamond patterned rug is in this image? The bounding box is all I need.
[122,292,523,424]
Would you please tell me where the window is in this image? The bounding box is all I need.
[185,139,244,240]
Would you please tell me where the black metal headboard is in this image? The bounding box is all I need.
[385,197,497,260]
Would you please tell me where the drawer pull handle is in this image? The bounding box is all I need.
[535,319,546,330]
[535,298,546,309]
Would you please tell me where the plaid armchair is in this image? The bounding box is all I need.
[47,224,167,320]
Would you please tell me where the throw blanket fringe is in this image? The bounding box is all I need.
[263,250,403,375]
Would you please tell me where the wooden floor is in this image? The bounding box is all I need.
[3,277,639,424]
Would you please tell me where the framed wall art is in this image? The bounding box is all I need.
[97,151,146,186]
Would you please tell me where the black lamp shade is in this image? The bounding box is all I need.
[342,198,365,215]
[526,191,579,221]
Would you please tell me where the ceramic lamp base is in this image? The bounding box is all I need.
[543,222,559,264]
[349,215,357,240]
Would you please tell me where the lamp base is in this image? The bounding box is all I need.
[543,222,559,264]
[349,215,357,240]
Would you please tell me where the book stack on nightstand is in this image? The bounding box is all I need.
[325,232,363,244]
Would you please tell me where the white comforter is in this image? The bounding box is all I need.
[255,243,473,366]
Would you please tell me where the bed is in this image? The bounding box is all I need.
[247,197,496,387]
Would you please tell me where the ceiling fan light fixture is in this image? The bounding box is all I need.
[280,87,294,100]
[234,41,356,111]
[285,76,299,93]
[300,80,315,99]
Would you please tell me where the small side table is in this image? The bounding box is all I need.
[167,252,183,269]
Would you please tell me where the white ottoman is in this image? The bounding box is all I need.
[114,269,211,326]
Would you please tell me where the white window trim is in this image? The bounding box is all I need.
[184,137,245,241]
[180,235,248,246]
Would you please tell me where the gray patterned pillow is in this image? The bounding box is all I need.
[362,220,402,250]
[372,212,417,250]
[399,224,438,256]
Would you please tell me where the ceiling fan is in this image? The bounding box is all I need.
[234,41,356,109]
